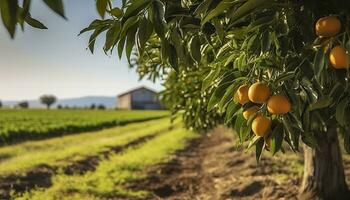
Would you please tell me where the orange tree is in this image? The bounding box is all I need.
[2,0,350,199]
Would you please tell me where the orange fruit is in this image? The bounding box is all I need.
[243,106,259,120]
[248,82,270,104]
[329,46,349,69]
[235,85,249,105]
[251,115,271,137]
[315,16,341,37]
[267,95,291,114]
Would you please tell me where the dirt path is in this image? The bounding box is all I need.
[134,127,301,200]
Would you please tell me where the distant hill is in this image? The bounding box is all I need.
[2,96,116,109]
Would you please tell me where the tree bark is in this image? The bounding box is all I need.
[299,126,349,200]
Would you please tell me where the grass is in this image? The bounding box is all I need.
[14,126,198,200]
[0,109,168,145]
[0,117,174,175]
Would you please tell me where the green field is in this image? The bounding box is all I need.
[0,116,197,199]
[0,109,168,145]
[16,127,197,200]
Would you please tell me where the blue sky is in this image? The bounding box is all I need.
[0,0,162,101]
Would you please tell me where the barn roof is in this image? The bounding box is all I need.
[117,86,158,97]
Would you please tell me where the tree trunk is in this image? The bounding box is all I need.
[299,126,349,199]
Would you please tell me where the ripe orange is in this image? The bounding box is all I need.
[329,46,349,69]
[315,16,341,37]
[235,85,249,105]
[267,95,291,114]
[243,106,259,120]
[251,115,271,137]
[248,82,270,104]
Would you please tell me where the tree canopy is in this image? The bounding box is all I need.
[80,0,350,160]
[40,95,57,109]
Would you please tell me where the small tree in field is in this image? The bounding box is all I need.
[97,104,106,110]
[90,103,96,110]
[2,0,350,199]
[17,101,29,109]
[0,100,2,108]
[39,95,57,109]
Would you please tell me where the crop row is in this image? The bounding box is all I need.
[0,109,168,145]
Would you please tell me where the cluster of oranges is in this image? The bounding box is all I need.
[235,82,291,149]
[315,16,349,69]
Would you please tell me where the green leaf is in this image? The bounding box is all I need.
[255,137,264,163]
[19,0,31,29]
[313,47,325,81]
[234,109,245,142]
[229,0,270,23]
[161,39,171,63]
[201,0,236,25]
[274,71,295,84]
[137,17,153,55]
[150,0,165,38]
[189,35,201,64]
[213,18,224,43]
[88,26,108,53]
[247,135,261,149]
[202,66,221,91]
[25,16,47,29]
[308,97,332,111]
[207,76,233,111]
[96,0,108,19]
[336,97,349,126]
[42,0,66,19]
[120,16,138,38]
[0,0,18,38]
[125,24,138,63]
[79,19,112,35]
[124,0,150,19]
[225,101,239,123]
[261,31,271,53]
[218,82,240,112]
[194,0,214,15]
[282,115,298,151]
[110,7,123,18]
[168,44,179,71]
[104,21,121,52]
[271,122,284,155]
[117,36,126,59]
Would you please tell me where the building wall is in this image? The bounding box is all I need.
[118,88,163,110]
[131,88,157,103]
[118,94,131,109]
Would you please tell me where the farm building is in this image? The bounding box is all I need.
[117,86,163,110]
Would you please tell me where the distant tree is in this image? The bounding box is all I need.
[57,104,63,109]
[64,105,70,109]
[39,95,57,109]
[90,104,96,110]
[17,101,29,109]
[0,100,2,108]
[97,104,106,110]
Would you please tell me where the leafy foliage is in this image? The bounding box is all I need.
[81,0,350,157]
[0,0,65,38]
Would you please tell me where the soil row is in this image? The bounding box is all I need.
[0,130,165,199]
[129,126,301,200]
